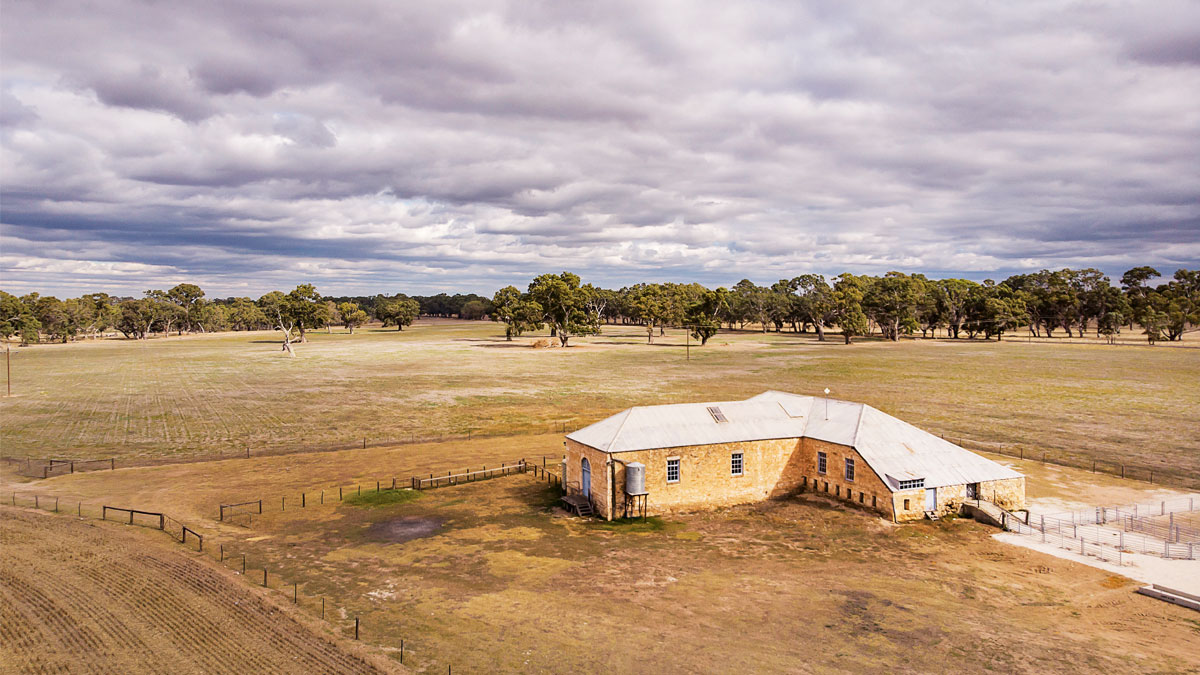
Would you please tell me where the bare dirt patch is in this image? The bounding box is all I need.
[366,516,444,543]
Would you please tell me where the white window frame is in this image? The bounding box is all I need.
[844,458,855,482]
[731,452,744,476]
[817,451,827,475]
[666,457,681,484]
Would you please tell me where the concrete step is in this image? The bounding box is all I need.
[1136,584,1200,612]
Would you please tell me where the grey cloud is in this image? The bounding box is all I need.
[1,0,1198,298]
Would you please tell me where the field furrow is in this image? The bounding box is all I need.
[0,507,399,674]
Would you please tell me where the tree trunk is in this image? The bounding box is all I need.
[844,332,852,344]
[559,334,569,347]
[815,324,826,341]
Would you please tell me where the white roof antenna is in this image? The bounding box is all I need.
[824,388,831,420]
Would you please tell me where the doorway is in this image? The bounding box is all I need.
[581,457,591,499]
[924,487,937,511]
[966,483,978,500]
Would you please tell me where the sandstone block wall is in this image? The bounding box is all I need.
[979,477,1026,512]
[563,435,1025,523]
[797,438,895,520]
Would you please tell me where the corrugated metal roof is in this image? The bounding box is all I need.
[566,390,1020,491]
[567,399,809,453]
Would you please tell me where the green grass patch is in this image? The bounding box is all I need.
[342,488,423,508]
[590,516,672,533]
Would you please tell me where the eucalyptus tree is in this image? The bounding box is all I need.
[791,274,836,341]
[831,274,869,344]
[490,286,543,340]
[527,272,599,347]
[685,287,729,345]
[338,301,368,333]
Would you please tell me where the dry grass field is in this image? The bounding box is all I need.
[0,506,398,675]
[8,435,1200,674]
[3,320,1199,673]
[2,319,1198,483]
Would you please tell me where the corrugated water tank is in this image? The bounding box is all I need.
[625,462,646,495]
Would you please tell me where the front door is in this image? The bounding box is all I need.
[925,487,937,511]
[966,483,978,499]
[581,458,591,499]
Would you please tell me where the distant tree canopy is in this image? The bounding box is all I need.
[3,266,1196,346]
[374,294,420,331]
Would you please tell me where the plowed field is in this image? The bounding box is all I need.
[0,507,399,674]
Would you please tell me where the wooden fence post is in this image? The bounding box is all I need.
[321,597,325,619]
[263,568,268,587]
[302,493,306,508]
[355,617,359,640]
[321,490,324,504]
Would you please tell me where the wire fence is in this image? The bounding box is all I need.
[3,493,430,670]
[1,457,117,478]
[2,423,582,479]
[211,455,564,523]
[938,435,1200,491]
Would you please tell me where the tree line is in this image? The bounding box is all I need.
[0,284,421,348]
[489,267,1198,346]
[2,266,1196,347]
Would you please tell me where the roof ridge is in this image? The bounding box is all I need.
[604,406,637,452]
[851,402,868,446]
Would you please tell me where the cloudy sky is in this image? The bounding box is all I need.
[2,0,1198,298]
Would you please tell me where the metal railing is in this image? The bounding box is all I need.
[1021,495,1200,560]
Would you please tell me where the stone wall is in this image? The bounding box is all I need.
[563,435,1026,523]
[798,437,895,520]
[891,488,927,521]
[563,439,614,518]
[979,477,1026,512]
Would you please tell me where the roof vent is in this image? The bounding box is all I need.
[707,406,728,423]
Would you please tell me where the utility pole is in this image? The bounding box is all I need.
[5,345,10,397]
[824,387,830,420]
[686,327,690,361]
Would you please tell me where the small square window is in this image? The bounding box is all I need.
[872,495,877,508]
[731,452,743,476]
[859,492,864,503]
[817,452,827,475]
[666,458,680,484]
[844,458,855,482]
[903,499,911,510]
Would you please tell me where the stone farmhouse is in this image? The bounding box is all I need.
[562,390,1024,522]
